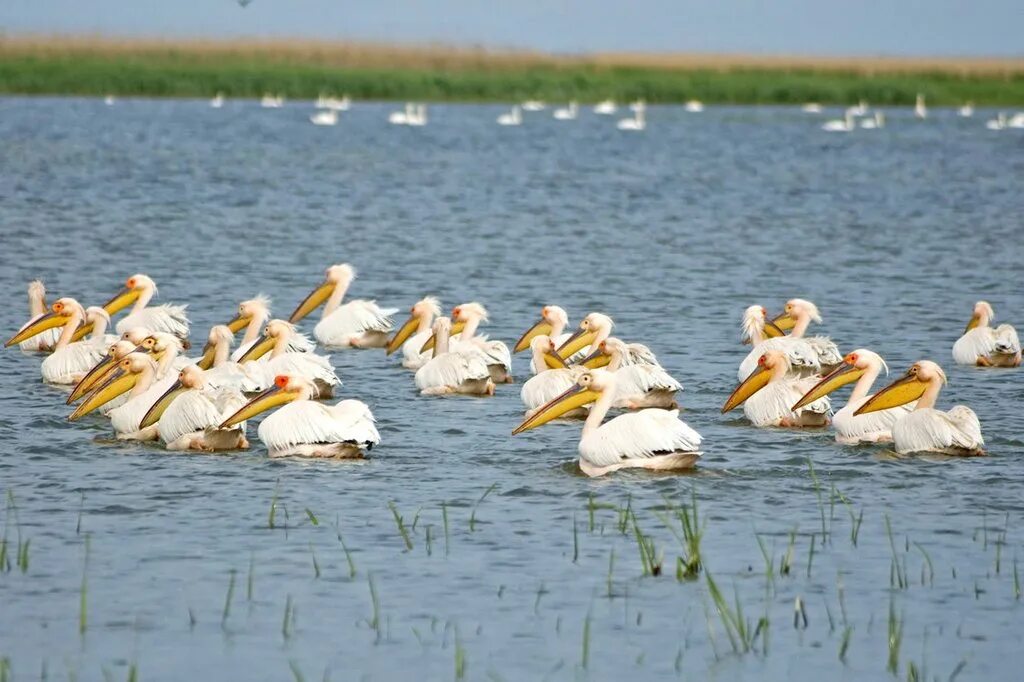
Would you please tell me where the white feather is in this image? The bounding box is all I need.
[313,301,396,347]
[892,407,984,455]
[415,346,491,392]
[832,395,915,444]
[115,304,189,338]
[579,409,702,467]
[244,354,340,392]
[742,377,831,427]
[521,369,580,410]
[109,372,179,439]
[953,324,1021,365]
[611,365,682,406]
[157,387,246,446]
[40,338,116,384]
[232,330,314,362]
[401,329,434,369]
[257,399,379,455]
[739,337,832,381]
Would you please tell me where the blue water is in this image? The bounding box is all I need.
[1,96,1023,680]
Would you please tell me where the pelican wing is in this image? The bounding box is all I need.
[580,409,702,467]
[248,353,341,391]
[521,369,579,409]
[994,324,1021,355]
[613,365,682,400]
[834,396,915,443]
[464,336,511,370]
[314,300,396,345]
[115,304,189,338]
[805,336,842,367]
[893,407,984,453]
[258,399,379,452]
[41,341,107,384]
[206,361,263,393]
[952,328,996,365]
[232,330,315,362]
[744,378,830,427]
[621,343,660,366]
[158,389,226,445]
[738,338,820,381]
[415,349,490,390]
[401,330,433,369]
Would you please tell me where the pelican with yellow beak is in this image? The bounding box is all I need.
[69,353,175,440]
[556,313,612,362]
[451,303,512,383]
[67,328,153,405]
[6,298,117,384]
[199,325,263,393]
[236,320,340,398]
[288,264,398,348]
[385,296,442,369]
[77,274,189,341]
[952,301,1020,367]
[722,350,831,427]
[520,336,586,418]
[855,361,984,455]
[219,374,380,458]
[738,304,838,381]
[515,306,582,373]
[224,296,273,361]
[792,349,914,443]
[513,368,702,477]
[415,317,495,395]
[15,280,59,352]
[138,364,249,451]
[578,337,682,409]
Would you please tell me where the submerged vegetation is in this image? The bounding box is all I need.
[2,37,1024,104]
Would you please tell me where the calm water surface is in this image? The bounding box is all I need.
[1,97,1023,680]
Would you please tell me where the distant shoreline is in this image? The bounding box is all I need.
[3,35,1023,105]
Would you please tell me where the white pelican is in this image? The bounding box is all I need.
[856,361,984,456]
[497,106,522,126]
[514,369,702,477]
[850,99,869,116]
[237,320,340,397]
[310,109,338,126]
[104,95,115,106]
[593,100,617,115]
[914,94,927,119]
[1009,113,1024,129]
[822,109,855,132]
[450,303,512,383]
[520,336,586,418]
[408,104,428,127]
[221,374,379,458]
[199,325,263,393]
[617,108,645,131]
[289,264,397,349]
[722,350,831,428]
[792,349,914,444]
[75,274,189,341]
[388,103,414,125]
[68,353,175,440]
[802,103,823,113]
[415,317,494,396]
[555,312,614,362]
[769,298,842,365]
[210,93,224,108]
[958,102,974,117]
[860,112,885,129]
[952,301,1021,367]
[260,94,284,108]
[385,296,442,369]
[987,113,1007,130]
[521,100,546,111]
[684,100,704,113]
[66,328,153,404]
[630,99,646,113]
[6,298,115,384]
[737,305,836,381]
[138,364,249,451]
[223,296,273,361]
[16,280,59,352]
[578,337,681,409]
[513,305,577,373]
[553,102,578,120]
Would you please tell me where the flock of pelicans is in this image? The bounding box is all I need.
[5,269,1022,477]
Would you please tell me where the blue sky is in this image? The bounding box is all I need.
[4,0,1022,56]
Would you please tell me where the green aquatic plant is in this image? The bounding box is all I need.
[388,502,414,551]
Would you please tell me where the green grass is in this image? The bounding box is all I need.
[2,49,1023,105]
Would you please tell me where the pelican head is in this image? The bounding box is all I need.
[139,364,208,429]
[514,305,569,353]
[237,319,295,362]
[513,368,612,434]
[577,337,627,369]
[139,332,184,361]
[387,296,441,355]
[420,302,486,353]
[226,295,271,333]
[69,352,157,421]
[722,350,790,412]
[196,324,236,369]
[5,297,83,347]
[530,334,569,369]
[742,305,786,344]
[289,264,355,323]
[855,360,946,416]
[557,312,613,359]
[121,327,151,345]
[27,280,46,303]
[219,374,316,428]
[773,298,822,333]
[103,274,157,315]
[67,337,141,404]
[792,349,888,410]
[966,301,995,332]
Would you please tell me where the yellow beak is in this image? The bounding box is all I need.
[556,327,596,359]
[577,347,611,369]
[226,314,251,334]
[420,321,466,354]
[512,383,601,435]
[721,365,771,413]
[219,384,298,428]
[195,342,216,370]
[513,319,553,354]
[792,362,864,411]
[289,281,334,324]
[964,313,981,334]
[853,372,926,416]
[386,314,421,356]
[763,319,787,338]
[69,369,138,421]
[771,312,796,333]
[139,380,188,429]
[102,286,141,316]
[237,333,275,363]
[67,348,136,404]
[5,311,71,347]
[543,351,569,370]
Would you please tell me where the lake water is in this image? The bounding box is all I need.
[1,97,1022,681]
